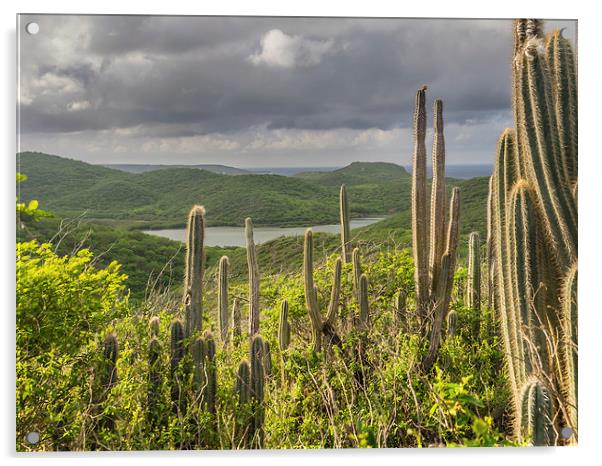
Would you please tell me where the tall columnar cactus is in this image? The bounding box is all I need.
[340,184,352,263]
[184,205,205,337]
[410,87,460,354]
[303,228,342,352]
[395,289,407,323]
[235,360,251,405]
[421,187,461,371]
[352,247,362,302]
[278,300,290,352]
[102,332,119,390]
[428,99,447,301]
[446,309,457,338]
[149,316,160,337]
[358,273,369,328]
[218,256,230,345]
[235,359,251,447]
[169,319,185,410]
[232,297,242,341]
[249,334,265,447]
[246,218,260,336]
[489,20,578,443]
[486,176,495,310]
[202,330,217,415]
[411,86,429,320]
[466,232,481,338]
[147,337,162,424]
[262,340,272,377]
[191,336,206,407]
[520,379,554,446]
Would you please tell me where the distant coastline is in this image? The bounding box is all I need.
[102,163,493,179]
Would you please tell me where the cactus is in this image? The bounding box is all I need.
[262,340,272,377]
[489,20,577,442]
[218,256,230,345]
[102,332,119,390]
[149,316,160,337]
[352,247,362,302]
[190,336,206,397]
[395,289,407,323]
[411,86,429,320]
[202,330,217,415]
[409,87,461,366]
[520,379,554,446]
[246,218,260,336]
[169,319,185,410]
[358,273,369,328]
[147,337,162,424]
[184,205,205,337]
[232,297,242,341]
[278,300,290,352]
[466,232,481,339]
[446,309,457,338]
[428,99,447,302]
[235,360,251,405]
[303,228,342,352]
[421,187,461,371]
[249,334,265,447]
[340,184,352,263]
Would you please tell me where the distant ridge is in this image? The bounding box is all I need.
[103,163,250,175]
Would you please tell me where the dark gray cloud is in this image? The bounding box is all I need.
[17,15,576,166]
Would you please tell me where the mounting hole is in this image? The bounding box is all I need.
[560,426,573,439]
[25,431,40,444]
[26,22,39,35]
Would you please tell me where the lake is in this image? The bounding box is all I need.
[144,217,385,247]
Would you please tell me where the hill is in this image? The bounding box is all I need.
[17,152,490,233]
[103,163,250,175]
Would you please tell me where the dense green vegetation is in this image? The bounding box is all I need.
[18,152,485,229]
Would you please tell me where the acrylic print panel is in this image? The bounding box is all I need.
[16,14,577,451]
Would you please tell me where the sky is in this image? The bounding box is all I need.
[17,15,576,168]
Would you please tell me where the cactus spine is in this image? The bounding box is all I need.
[246,218,260,336]
[340,184,352,263]
[490,20,577,443]
[218,256,230,345]
[303,228,342,352]
[278,300,290,352]
[184,205,205,337]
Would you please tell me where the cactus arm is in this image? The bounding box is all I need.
[218,256,230,345]
[340,184,352,263]
[325,257,342,325]
[429,99,447,299]
[245,218,261,336]
[411,86,430,320]
[184,205,205,337]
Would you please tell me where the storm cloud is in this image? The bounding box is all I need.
[17,15,576,166]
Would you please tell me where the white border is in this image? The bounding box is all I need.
[2,1,600,465]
